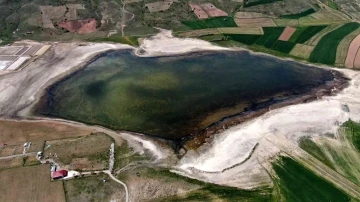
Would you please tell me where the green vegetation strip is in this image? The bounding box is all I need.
[183,17,237,29]
[343,120,360,152]
[223,27,296,53]
[147,169,274,202]
[88,36,140,46]
[289,25,327,44]
[244,0,282,8]
[299,137,334,169]
[309,22,360,65]
[224,34,261,45]
[256,27,285,48]
[273,156,351,202]
[281,8,316,19]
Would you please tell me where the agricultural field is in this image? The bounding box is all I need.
[183,17,238,29]
[288,25,327,43]
[239,0,316,17]
[343,121,360,152]
[290,44,315,59]
[281,8,316,19]
[272,156,351,202]
[309,22,360,65]
[344,32,360,68]
[334,0,360,21]
[304,24,343,46]
[64,174,125,202]
[0,157,24,171]
[0,165,65,202]
[234,18,277,27]
[117,166,274,201]
[0,120,94,146]
[43,133,112,170]
[321,0,339,10]
[298,121,360,186]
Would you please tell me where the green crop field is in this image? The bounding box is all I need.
[309,22,360,64]
[256,27,285,48]
[281,8,316,19]
[224,34,261,45]
[273,156,351,202]
[271,40,296,53]
[223,28,295,53]
[289,26,327,43]
[299,137,334,169]
[183,17,237,30]
[244,0,281,7]
[343,120,360,152]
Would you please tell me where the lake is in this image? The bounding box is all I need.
[35,50,334,139]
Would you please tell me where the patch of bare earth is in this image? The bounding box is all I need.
[200,3,228,17]
[278,26,297,41]
[345,34,360,68]
[123,169,201,201]
[234,18,277,27]
[189,3,209,19]
[58,18,97,34]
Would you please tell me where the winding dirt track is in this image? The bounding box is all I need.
[104,170,129,202]
[121,0,135,36]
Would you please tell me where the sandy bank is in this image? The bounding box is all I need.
[135,29,230,57]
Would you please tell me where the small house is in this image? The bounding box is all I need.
[52,170,68,179]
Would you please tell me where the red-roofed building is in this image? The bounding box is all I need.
[52,170,68,179]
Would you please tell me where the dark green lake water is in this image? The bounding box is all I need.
[36,50,333,139]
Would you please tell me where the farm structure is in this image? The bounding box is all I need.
[52,170,68,179]
[0,43,52,72]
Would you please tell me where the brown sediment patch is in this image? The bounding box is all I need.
[183,70,349,150]
[58,18,97,34]
[345,34,360,68]
[278,26,297,41]
[234,18,277,27]
[189,3,209,19]
[200,3,228,17]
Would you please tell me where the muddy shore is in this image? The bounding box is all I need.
[182,70,350,150]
